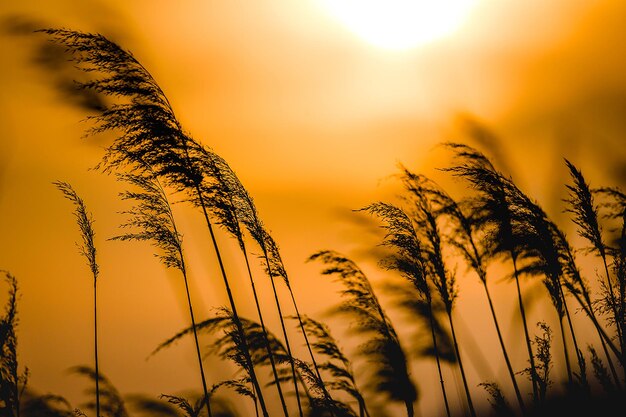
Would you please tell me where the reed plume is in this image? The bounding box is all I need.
[592,186,626,369]
[194,147,300,417]
[19,392,74,417]
[396,177,477,417]
[71,366,128,417]
[360,202,451,417]
[54,182,101,417]
[290,358,356,417]
[295,315,369,417]
[109,169,211,417]
[0,272,27,417]
[478,382,514,417]
[401,167,525,412]
[154,307,299,416]
[126,393,182,417]
[41,29,270,416]
[384,282,456,364]
[308,250,417,417]
[443,142,542,402]
[158,395,207,417]
[565,160,609,259]
[587,345,616,395]
[565,161,623,383]
[519,323,553,403]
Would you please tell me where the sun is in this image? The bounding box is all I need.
[319,0,478,50]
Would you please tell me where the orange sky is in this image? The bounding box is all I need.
[1,1,625,416]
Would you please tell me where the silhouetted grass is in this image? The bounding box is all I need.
[359,202,452,417]
[401,169,524,412]
[108,168,212,417]
[0,271,27,417]
[3,25,626,417]
[55,182,102,417]
[308,250,417,417]
[443,142,542,404]
[40,28,275,417]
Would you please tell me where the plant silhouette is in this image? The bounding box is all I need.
[308,250,417,417]
[54,182,102,417]
[2,23,625,417]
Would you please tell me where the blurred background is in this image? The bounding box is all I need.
[1,1,625,416]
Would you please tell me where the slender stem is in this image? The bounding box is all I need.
[601,254,626,376]
[426,293,451,417]
[289,288,337,415]
[94,279,100,417]
[160,175,213,417]
[598,327,622,390]
[181,269,213,417]
[482,281,526,413]
[167,101,269,415]
[362,398,371,417]
[196,196,270,417]
[559,282,586,392]
[261,249,303,417]
[251,384,260,417]
[405,400,415,417]
[241,248,292,417]
[464,217,525,412]
[446,309,476,417]
[511,255,540,403]
[601,253,623,350]
[557,314,573,387]
[571,289,622,361]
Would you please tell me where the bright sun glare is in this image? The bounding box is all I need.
[320,0,478,50]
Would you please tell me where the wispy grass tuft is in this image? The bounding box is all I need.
[397,173,477,417]
[308,250,417,417]
[71,366,128,417]
[154,307,296,416]
[587,344,616,395]
[109,169,211,417]
[519,322,553,403]
[478,381,514,417]
[42,28,270,416]
[360,202,452,417]
[399,167,526,411]
[54,182,101,417]
[0,271,28,417]
[295,315,370,417]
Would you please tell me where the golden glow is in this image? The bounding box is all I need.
[319,0,478,50]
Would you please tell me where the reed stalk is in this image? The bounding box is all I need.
[54,182,102,417]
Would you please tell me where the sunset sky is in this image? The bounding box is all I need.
[1,1,625,416]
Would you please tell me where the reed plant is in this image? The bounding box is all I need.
[400,169,525,412]
[55,182,102,417]
[397,175,477,417]
[359,202,452,417]
[108,168,212,417]
[566,163,625,381]
[308,250,417,417]
[5,25,622,417]
[41,28,272,417]
[0,272,27,417]
[442,143,541,404]
[71,366,128,417]
[295,315,370,417]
